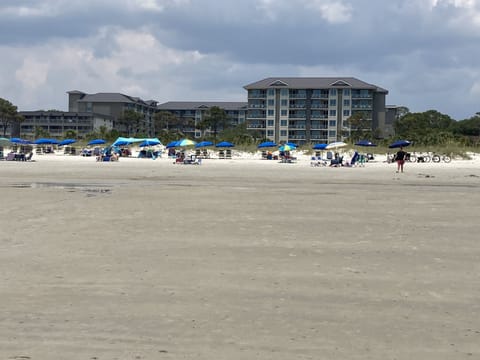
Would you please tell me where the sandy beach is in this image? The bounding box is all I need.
[1,152,480,359]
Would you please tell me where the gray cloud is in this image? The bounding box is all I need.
[1,0,480,119]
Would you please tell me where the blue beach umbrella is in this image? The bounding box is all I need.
[87,139,106,146]
[355,140,377,147]
[195,141,214,148]
[58,139,77,146]
[215,141,234,148]
[312,143,328,150]
[258,141,277,148]
[138,138,162,147]
[165,140,179,149]
[389,140,411,149]
[10,137,32,144]
[34,138,59,145]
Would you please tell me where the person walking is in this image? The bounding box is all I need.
[395,146,407,173]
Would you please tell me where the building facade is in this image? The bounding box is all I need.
[243,77,388,144]
[17,110,113,138]
[156,101,248,138]
[68,91,158,136]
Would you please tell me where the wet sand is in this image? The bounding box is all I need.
[1,156,480,359]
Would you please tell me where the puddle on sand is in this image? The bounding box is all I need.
[6,182,112,196]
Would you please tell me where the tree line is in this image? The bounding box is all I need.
[2,96,480,147]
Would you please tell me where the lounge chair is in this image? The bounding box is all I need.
[6,152,16,161]
[24,152,34,161]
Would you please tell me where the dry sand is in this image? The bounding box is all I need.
[1,153,480,359]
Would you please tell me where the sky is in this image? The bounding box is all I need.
[1,0,479,120]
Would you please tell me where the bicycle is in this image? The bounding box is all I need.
[431,153,451,163]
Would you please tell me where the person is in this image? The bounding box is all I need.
[395,146,407,173]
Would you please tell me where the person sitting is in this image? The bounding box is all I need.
[330,153,343,167]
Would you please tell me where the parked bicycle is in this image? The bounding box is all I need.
[431,153,451,163]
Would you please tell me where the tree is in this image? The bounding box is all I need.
[198,106,228,140]
[0,98,19,136]
[117,109,145,137]
[394,110,455,145]
[346,111,372,141]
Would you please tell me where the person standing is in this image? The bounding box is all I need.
[396,146,407,173]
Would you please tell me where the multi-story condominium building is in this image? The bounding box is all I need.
[156,101,248,138]
[68,91,158,136]
[17,110,113,138]
[243,77,388,144]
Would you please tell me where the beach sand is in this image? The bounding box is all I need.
[1,153,480,359]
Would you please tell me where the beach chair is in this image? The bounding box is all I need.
[226,149,232,159]
[24,152,34,161]
[6,152,15,161]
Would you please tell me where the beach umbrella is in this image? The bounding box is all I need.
[195,141,214,148]
[258,141,277,148]
[285,142,297,148]
[215,141,234,148]
[326,141,347,150]
[165,140,179,148]
[312,143,328,150]
[138,138,162,147]
[87,139,106,146]
[0,137,11,146]
[175,139,196,147]
[355,140,377,147]
[58,139,77,146]
[34,138,59,145]
[279,144,295,152]
[389,140,411,149]
[10,137,32,144]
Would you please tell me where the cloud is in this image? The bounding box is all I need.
[1,0,480,119]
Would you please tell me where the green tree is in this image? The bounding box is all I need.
[117,109,145,136]
[64,129,77,139]
[34,126,50,138]
[394,110,455,145]
[346,111,372,141]
[0,98,19,136]
[198,106,228,140]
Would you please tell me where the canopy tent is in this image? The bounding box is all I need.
[112,137,162,147]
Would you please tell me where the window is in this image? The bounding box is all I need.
[329,130,336,137]
[343,110,350,117]
[281,99,288,106]
[267,119,274,127]
[267,89,275,96]
[343,89,350,96]
[329,120,336,127]
[267,109,274,116]
[267,130,274,137]
[280,120,287,126]
[329,89,337,96]
[329,110,336,117]
[343,99,350,106]
[281,109,287,116]
[268,99,274,106]
[280,130,287,137]
[281,88,288,96]
[86,102,92,112]
[329,99,336,106]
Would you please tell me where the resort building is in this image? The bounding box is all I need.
[17,110,113,138]
[67,91,158,136]
[243,77,388,144]
[156,101,248,139]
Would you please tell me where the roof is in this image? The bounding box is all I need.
[157,101,248,111]
[19,110,113,119]
[243,77,388,93]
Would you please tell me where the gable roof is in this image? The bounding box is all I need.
[157,101,248,111]
[243,77,388,93]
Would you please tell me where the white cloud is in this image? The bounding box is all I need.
[305,0,353,24]
[15,58,50,90]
